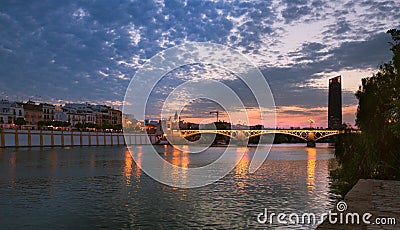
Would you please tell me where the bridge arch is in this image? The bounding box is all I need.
[172,129,350,147]
[314,131,341,141]
[246,131,309,141]
[180,129,343,141]
[180,130,235,139]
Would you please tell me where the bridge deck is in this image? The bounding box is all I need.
[177,129,348,141]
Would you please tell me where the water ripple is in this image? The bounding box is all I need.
[0,144,336,229]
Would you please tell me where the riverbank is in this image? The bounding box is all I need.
[0,129,157,147]
[318,179,400,229]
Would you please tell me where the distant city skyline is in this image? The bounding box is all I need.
[1,1,399,128]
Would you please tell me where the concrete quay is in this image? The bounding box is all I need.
[318,179,400,229]
[0,129,157,147]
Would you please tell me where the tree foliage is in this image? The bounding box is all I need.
[38,120,71,127]
[331,29,400,196]
[14,117,26,126]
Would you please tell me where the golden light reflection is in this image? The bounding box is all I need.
[134,146,143,180]
[180,145,190,170]
[235,148,249,177]
[171,147,181,167]
[124,149,133,185]
[306,147,317,193]
[161,146,190,190]
[179,146,189,194]
[235,148,249,189]
[170,147,181,188]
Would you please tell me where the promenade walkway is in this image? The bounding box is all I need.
[318,179,400,229]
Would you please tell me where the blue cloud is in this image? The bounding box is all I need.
[0,0,398,124]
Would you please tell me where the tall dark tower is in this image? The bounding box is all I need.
[328,76,342,129]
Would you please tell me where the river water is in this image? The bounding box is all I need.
[0,144,337,229]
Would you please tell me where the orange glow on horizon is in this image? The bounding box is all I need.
[176,104,357,128]
[153,102,358,131]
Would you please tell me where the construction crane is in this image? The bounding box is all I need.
[210,111,219,122]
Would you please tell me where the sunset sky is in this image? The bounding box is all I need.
[1,1,399,127]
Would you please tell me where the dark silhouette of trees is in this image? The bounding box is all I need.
[331,29,400,196]
[38,120,71,127]
[14,118,26,126]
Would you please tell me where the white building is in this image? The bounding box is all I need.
[0,100,24,127]
[0,100,12,125]
[63,103,97,126]
[54,106,68,122]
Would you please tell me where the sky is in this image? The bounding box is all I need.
[0,0,399,127]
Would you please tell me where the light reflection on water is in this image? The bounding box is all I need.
[307,147,317,193]
[0,144,337,229]
[124,150,133,186]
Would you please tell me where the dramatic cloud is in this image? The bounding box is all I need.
[0,0,398,127]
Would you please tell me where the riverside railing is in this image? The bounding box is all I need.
[0,129,157,148]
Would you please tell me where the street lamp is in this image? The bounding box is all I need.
[308,119,315,129]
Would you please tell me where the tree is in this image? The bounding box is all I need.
[331,29,400,196]
[38,120,70,128]
[14,117,26,126]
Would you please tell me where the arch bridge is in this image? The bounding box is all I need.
[174,129,353,147]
